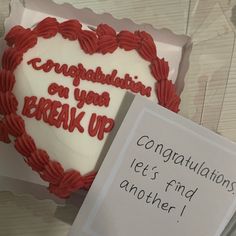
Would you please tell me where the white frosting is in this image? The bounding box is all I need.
[13,32,179,175]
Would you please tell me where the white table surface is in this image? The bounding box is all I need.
[0,0,236,235]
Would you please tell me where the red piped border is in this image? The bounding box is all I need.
[0,17,180,198]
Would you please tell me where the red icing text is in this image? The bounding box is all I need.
[22,96,85,133]
[27,57,152,97]
[48,83,69,99]
[21,96,114,140]
[88,113,114,140]
[74,88,110,109]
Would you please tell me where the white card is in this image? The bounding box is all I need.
[69,95,236,236]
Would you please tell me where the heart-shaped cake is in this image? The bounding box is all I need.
[0,17,180,198]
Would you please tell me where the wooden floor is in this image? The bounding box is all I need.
[1,0,236,235]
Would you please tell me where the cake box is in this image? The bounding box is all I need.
[0,0,191,201]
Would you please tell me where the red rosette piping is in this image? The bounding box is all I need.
[135,31,157,62]
[1,48,23,71]
[3,113,25,137]
[97,24,118,54]
[48,183,70,198]
[27,149,50,172]
[48,170,97,198]
[59,19,82,41]
[5,25,37,53]
[33,17,59,39]
[40,161,64,185]
[48,170,83,198]
[13,29,37,53]
[96,24,116,37]
[150,57,169,81]
[78,30,98,54]
[0,69,16,92]
[0,92,18,115]
[98,35,118,54]
[156,80,180,113]
[117,31,140,50]
[0,120,11,143]
[5,25,25,47]
[15,133,37,157]
[83,172,97,190]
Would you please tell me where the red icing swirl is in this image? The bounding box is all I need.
[98,35,118,54]
[27,149,50,172]
[156,80,180,112]
[48,183,68,198]
[150,58,169,81]
[0,69,16,92]
[0,120,10,143]
[97,24,116,37]
[2,48,23,71]
[97,24,118,54]
[4,113,25,137]
[59,19,82,41]
[0,92,18,115]
[135,31,157,62]
[117,31,140,50]
[15,133,37,157]
[78,30,98,54]
[83,172,97,189]
[49,170,83,198]
[48,170,96,198]
[33,17,59,39]
[14,29,37,53]
[5,25,25,46]
[40,161,64,185]
[5,26,37,53]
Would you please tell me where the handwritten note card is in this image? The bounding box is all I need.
[69,95,236,236]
